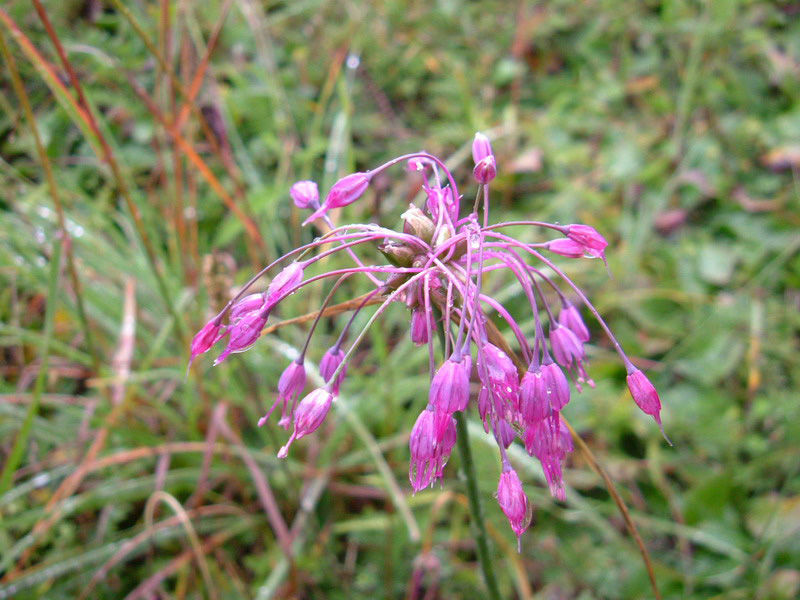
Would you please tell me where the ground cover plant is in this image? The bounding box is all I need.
[1,1,799,599]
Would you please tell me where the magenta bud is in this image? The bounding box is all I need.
[478,386,491,433]
[497,419,516,449]
[189,318,223,366]
[541,362,570,411]
[559,304,590,343]
[278,388,334,458]
[626,368,662,425]
[525,414,569,501]
[214,311,268,365]
[430,355,472,416]
[278,360,306,401]
[265,263,304,309]
[565,224,608,260]
[550,324,585,369]
[546,238,585,258]
[289,180,319,209]
[410,309,433,345]
[302,172,371,225]
[409,407,456,492]
[520,368,549,425]
[473,156,497,184]
[472,132,493,164]
[497,465,532,545]
[320,346,347,395]
[230,293,265,322]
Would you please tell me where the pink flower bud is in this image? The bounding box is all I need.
[559,303,590,343]
[525,414,569,501]
[278,388,333,458]
[289,180,319,209]
[546,238,585,258]
[550,324,585,370]
[214,311,269,365]
[497,419,516,449]
[541,362,570,411]
[472,132,493,164]
[320,346,347,395]
[478,386,491,433]
[302,172,371,225]
[626,368,662,425]
[230,293,265,322]
[410,309,433,345]
[258,360,306,428]
[265,262,304,309]
[497,465,532,546]
[473,156,497,184]
[520,368,549,425]
[565,224,608,260]
[188,318,224,366]
[430,355,472,440]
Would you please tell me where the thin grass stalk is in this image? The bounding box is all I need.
[0,27,98,371]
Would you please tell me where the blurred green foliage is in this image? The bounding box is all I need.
[1,0,799,598]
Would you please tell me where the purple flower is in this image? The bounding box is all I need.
[626,368,662,425]
[497,465,532,546]
[303,172,371,225]
[320,345,347,395]
[559,303,590,343]
[278,388,334,458]
[190,132,668,542]
[290,180,319,209]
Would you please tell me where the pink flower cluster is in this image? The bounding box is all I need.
[189,132,665,544]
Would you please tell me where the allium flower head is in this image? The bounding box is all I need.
[190,131,667,543]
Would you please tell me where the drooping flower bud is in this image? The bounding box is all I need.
[410,309,433,346]
[214,310,269,365]
[559,303,590,343]
[478,386,491,432]
[541,362,570,411]
[430,355,472,440]
[289,180,319,209]
[302,172,371,225]
[550,324,585,370]
[519,367,549,425]
[265,263,304,309]
[546,238,585,258]
[626,368,662,425]
[496,419,516,449]
[230,293,265,323]
[188,318,224,367]
[258,359,307,428]
[278,388,334,458]
[320,345,347,395]
[497,464,532,547]
[525,413,569,501]
[565,224,608,260]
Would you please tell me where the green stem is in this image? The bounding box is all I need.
[454,411,502,600]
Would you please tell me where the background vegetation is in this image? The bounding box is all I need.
[1,0,799,598]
